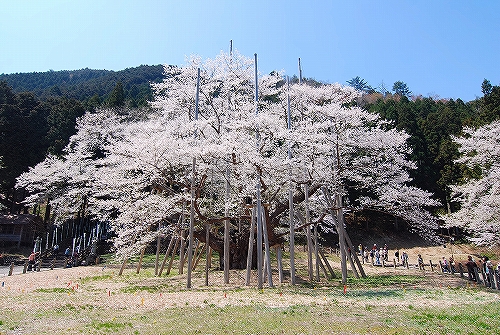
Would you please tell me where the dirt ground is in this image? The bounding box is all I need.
[1,243,497,313]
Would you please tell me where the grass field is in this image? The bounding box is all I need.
[1,250,499,335]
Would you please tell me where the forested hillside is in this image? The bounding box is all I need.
[0,65,165,210]
[363,82,500,214]
[0,64,164,109]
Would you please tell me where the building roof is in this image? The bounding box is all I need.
[0,214,43,226]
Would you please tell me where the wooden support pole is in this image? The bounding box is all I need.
[346,247,360,279]
[136,247,145,274]
[224,166,230,284]
[159,236,175,276]
[187,67,200,289]
[304,183,313,282]
[314,224,320,281]
[180,239,190,271]
[245,207,256,286]
[343,231,366,278]
[262,206,273,287]
[205,224,210,286]
[254,53,264,290]
[319,249,336,278]
[286,75,296,286]
[118,257,128,276]
[193,239,201,265]
[317,253,330,279]
[263,253,268,283]
[193,244,205,271]
[8,262,14,276]
[276,245,284,284]
[306,225,313,282]
[166,236,180,275]
[154,228,162,276]
[178,229,185,275]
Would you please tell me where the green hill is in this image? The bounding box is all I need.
[0,64,165,107]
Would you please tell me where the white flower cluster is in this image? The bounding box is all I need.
[17,51,440,255]
[443,120,500,246]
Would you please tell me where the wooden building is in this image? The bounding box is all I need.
[0,214,44,247]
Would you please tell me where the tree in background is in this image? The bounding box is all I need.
[0,82,50,209]
[346,76,373,93]
[107,82,125,107]
[443,120,500,246]
[479,83,500,124]
[45,97,86,156]
[392,81,412,97]
[366,94,478,215]
[481,79,492,95]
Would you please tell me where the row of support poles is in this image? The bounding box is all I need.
[321,187,366,284]
[253,54,273,289]
[245,205,273,287]
[132,51,360,288]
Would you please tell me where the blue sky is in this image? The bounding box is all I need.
[1,0,499,101]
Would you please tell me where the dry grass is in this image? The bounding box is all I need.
[1,244,499,334]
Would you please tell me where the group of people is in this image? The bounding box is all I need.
[64,246,80,267]
[440,256,456,273]
[465,255,499,286]
[358,244,410,266]
[25,244,80,270]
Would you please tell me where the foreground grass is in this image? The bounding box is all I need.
[1,297,499,335]
[1,277,499,335]
[1,252,499,335]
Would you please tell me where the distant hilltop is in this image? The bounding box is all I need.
[0,65,165,103]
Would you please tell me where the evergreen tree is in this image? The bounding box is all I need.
[0,82,50,208]
[392,81,412,97]
[45,97,86,156]
[346,76,373,93]
[108,82,125,107]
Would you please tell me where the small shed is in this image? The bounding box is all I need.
[0,214,44,247]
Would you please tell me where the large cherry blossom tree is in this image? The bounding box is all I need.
[17,51,440,263]
[442,120,500,246]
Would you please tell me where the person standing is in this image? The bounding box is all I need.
[402,251,409,267]
[466,256,477,281]
[53,244,59,256]
[417,254,424,270]
[28,251,36,271]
